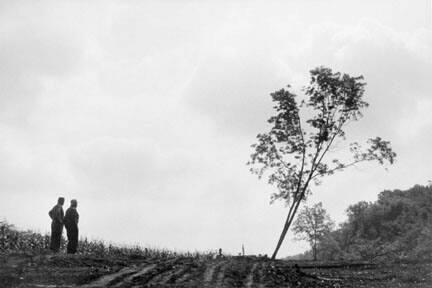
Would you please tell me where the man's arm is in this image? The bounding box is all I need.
[49,207,54,220]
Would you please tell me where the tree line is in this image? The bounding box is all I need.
[291,185,432,262]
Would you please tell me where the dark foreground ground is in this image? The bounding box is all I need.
[1,253,431,287]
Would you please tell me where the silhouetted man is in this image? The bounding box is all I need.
[48,197,65,252]
[64,199,79,254]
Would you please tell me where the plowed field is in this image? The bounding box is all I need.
[1,253,431,287]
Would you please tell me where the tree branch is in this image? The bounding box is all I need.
[311,159,365,180]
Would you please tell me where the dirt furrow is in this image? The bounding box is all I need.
[202,260,224,286]
[79,267,137,288]
[245,262,259,288]
[130,258,181,287]
[144,267,174,286]
[212,261,228,288]
[255,261,267,288]
[158,265,189,285]
[173,260,204,285]
[174,267,194,284]
[111,264,156,288]
[29,285,74,288]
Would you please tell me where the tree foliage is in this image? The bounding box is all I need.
[292,202,334,260]
[315,185,432,261]
[248,66,396,259]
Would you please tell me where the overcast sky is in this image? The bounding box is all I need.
[0,0,431,258]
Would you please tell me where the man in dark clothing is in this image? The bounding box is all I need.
[48,197,65,252]
[64,199,79,254]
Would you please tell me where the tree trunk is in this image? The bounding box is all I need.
[271,198,303,259]
[313,238,317,261]
[271,207,292,260]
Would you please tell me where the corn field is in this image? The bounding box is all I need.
[0,220,211,259]
[0,221,51,253]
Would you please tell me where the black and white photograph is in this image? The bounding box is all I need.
[0,1,431,287]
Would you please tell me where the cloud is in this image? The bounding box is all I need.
[70,137,194,200]
[184,18,432,145]
[184,54,282,137]
[288,20,432,140]
[0,5,82,126]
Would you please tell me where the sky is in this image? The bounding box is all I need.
[0,0,431,258]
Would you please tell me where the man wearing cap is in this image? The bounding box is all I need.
[48,197,65,252]
[64,199,79,254]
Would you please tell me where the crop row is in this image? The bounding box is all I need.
[0,221,213,259]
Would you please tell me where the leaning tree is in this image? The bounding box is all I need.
[248,67,396,259]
